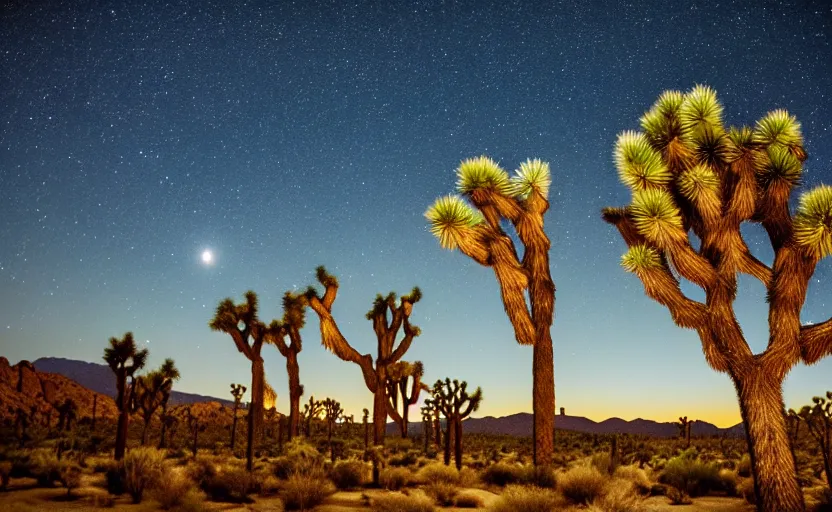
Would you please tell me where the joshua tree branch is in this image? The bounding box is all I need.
[387,316,420,364]
[800,317,832,365]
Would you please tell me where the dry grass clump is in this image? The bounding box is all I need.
[417,462,459,485]
[202,467,259,503]
[281,474,334,511]
[658,451,721,497]
[613,465,652,495]
[559,464,608,504]
[371,492,436,512]
[29,451,65,487]
[481,462,525,487]
[590,479,644,512]
[122,447,166,503]
[150,470,198,510]
[487,485,561,512]
[380,467,412,490]
[329,459,369,489]
[454,490,485,508]
[425,481,459,506]
[273,439,326,479]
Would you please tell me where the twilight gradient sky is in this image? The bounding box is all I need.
[1,0,831,428]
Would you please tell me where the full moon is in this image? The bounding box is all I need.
[201,250,214,265]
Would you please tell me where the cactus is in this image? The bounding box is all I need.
[229,383,247,450]
[264,291,308,442]
[601,85,832,511]
[796,392,831,489]
[430,378,483,470]
[209,291,270,471]
[304,266,422,485]
[103,332,148,460]
[386,361,428,438]
[426,157,557,465]
[323,398,344,462]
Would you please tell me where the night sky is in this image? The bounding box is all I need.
[2,0,831,427]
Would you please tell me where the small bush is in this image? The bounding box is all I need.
[487,485,561,512]
[481,462,525,487]
[525,465,557,489]
[372,492,436,512]
[329,459,369,489]
[666,486,693,505]
[151,469,196,510]
[380,467,412,491]
[559,465,608,505]
[459,467,480,487]
[718,468,738,496]
[454,490,484,508]
[281,475,333,511]
[417,462,459,485]
[273,440,326,479]
[593,479,643,512]
[0,460,11,490]
[737,454,751,477]
[426,481,458,506]
[613,465,651,495]
[187,458,217,487]
[259,474,282,497]
[658,452,721,497]
[737,477,756,504]
[202,468,258,503]
[30,451,65,487]
[591,452,612,474]
[60,465,82,497]
[389,451,419,467]
[122,447,165,503]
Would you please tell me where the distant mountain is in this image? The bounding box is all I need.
[389,412,745,438]
[32,357,233,407]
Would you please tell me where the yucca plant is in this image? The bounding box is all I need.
[304,266,422,485]
[103,332,148,460]
[426,156,556,465]
[264,291,308,442]
[602,85,832,512]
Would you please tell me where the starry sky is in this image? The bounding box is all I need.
[2,0,831,428]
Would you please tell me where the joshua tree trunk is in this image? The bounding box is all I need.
[434,412,442,451]
[287,352,301,441]
[454,417,463,470]
[444,417,454,466]
[373,368,388,447]
[735,369,803,512]
[141,415,151,446]
[533,332,555,466]
[115,409,129,460]
[250,358,264,447]
[423,419,430,454]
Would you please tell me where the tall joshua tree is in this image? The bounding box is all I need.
[601,85,832,511]
[103,332,148,460]
[426,156,556,465]
[302,396,324,437]
[678,416,692,448]
[229,383,247,450]
[386,361,428,438]
[420,404,432,454]
[155,359,180,448]
[431,378,483,470]
[796,392,831,489]
[209,291,268,471]
[264,291,308,442]
[323,398,344,462]
[134,359,180,446]
[305,266,422,483]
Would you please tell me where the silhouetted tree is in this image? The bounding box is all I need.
[386,361,428,438]
[601,85,832,511]
[56,399,77,432]
[229,383,247,450]
[302,396,323,437]
[678,416,692,448]
[134,359,180,446]
[426,156,556,465]
[305,266,422,484]
[431,378,483,470]
[103,332,148,460]
[323,398,344,462]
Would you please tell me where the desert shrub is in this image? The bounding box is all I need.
[525,465,557,489]
[666,486,693,505]
[487,484,561,512]
[281,475,334,511]
[737,453,751,477]
[718,468,738,496]
[658,452,721,497]
[29,451,65,487]
[372,492,436,512]
[380,467,412,490]
[273,439,325,479]
[122,447,165,503]
[737,477,756,504]
[60,464,82,497]
[591,452,612,474]
[458,467,479,487]
[559,465,608,504]
[259,474,282,497]
[592,479,642,512]
[0,460,11,490]
[389,450,419,467]
[426,481,459,506]
[187,457,217,487]
[417,462,460,485]
[613,465,651,495]
[454,490,484,508]
[329,459,369,489]
[202,467,258,503]
[481,462,525,487]
[151,469,196,510]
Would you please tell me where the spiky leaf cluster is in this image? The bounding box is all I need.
[425,195,484,250]
[794,185,832,259]
[456,156,513,195]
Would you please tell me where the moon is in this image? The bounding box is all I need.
[201,249,214,265]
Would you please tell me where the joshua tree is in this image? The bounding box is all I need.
[323,398,344,462]
[386,361,428,438]
[431,378,483,470]
[362,408,369,450]
[786,408,802,446]
[424,397,443,451]
[796,392,831,489]
[264,291,308,442]
[420,404,432,454]
[159,413,177,449]
[103,332,148,460]
[426,156,556,465]
[209,291,269,471]
[155,358,180,448]
[678,416,692,448]
[134,359,180,446]
[56,399,77,432]
[302,396,324,437]
[184,406,206,458]
[305,266,422,483]
[229,383,247,450]
[601,85,832,511]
